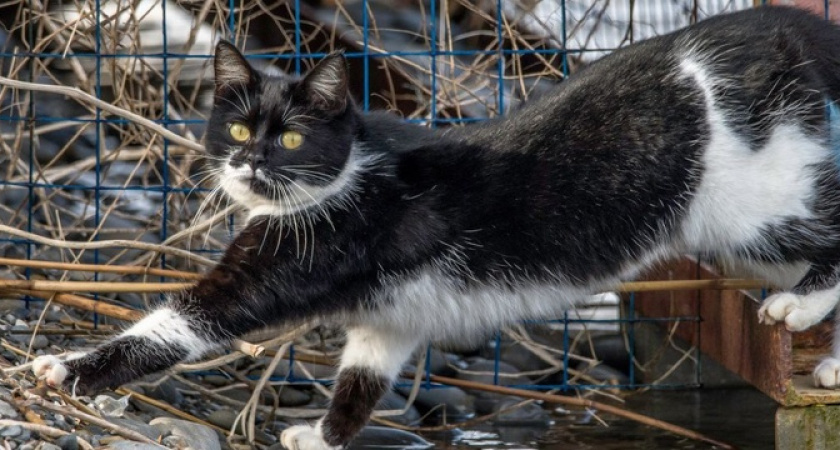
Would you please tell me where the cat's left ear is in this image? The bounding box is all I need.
[302,51,348,113]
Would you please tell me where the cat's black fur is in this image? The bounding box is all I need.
[31,6,840,450]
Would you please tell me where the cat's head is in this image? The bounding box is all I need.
[205,41,359,216]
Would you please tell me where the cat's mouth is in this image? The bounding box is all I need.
[220,164,275,203]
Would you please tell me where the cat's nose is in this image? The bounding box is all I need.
[247,152,265,170]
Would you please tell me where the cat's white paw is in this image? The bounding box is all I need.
[814,358,840,388]
[31,355,69,388]
[281,424,341,450]
[757,293,818,331]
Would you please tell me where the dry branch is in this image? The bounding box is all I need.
[618,278,769,292]
[22,391,160,445]
[12,289,144,321]
[419,374,735,450]
[9,288,264,357]
[0,76,203,152]
[0,257,203,280]
[0,420,95,450]
[116,387,231,437]
[0,279,194,293]
[2,276,769,296]
[0,225,217,267]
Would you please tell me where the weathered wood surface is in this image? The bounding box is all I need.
[632,258,840,407]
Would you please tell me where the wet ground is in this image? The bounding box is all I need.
[435,387,775,449]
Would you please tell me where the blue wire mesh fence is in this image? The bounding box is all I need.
[0,0,835,417]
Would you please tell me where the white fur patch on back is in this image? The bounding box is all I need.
[677,57,829,255]
[123,308,219,360]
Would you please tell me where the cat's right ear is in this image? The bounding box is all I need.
[214,41,256,95]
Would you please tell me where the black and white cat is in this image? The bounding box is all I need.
[31,6,840,450]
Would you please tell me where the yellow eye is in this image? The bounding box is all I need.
[228,122,251,142]
[281,131,304,150]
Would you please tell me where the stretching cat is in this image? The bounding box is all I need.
[30,6,840,450]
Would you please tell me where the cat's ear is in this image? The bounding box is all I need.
[302,51,348,112]
[214,41,256,93]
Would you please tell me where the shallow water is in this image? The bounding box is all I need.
[432,387,775,449]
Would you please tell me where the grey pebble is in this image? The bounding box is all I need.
[147,380,183,406]
[575,362,630,385]
[395,381,474,423]
[201,375,230,387]
[103,443,166,450]
[459,358,531,387]
[375,391,421,426]
[44,309,63,322]
[493,397,551,425]
[348,426,433,449]
[457,358,531,400]
[38,444,62,450]
[56,434,80,450]
[31,335,50,350]
[205,408,237,430]
[161,435,187,448]
[217,387,257,404]
[150,417,221,450]
[0,399,19,418]
[203,409,275,444]
[277,387,312,407]
[0,298,25,313]
[108,417,162,440]
[0,424,22,437]
[270,360,335,379]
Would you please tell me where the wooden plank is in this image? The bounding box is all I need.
[633,258,793,404]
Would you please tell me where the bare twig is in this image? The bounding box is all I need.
[0,257,204,280]
[417,373,735,450]
[0,224,217,267]
[0,279,194,293]
[0,420,95,450]
[22,391,160,445]
[0,76,203,152]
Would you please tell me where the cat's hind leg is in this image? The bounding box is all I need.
[281,326,420,450]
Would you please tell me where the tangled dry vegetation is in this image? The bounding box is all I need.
[0,0,726,449]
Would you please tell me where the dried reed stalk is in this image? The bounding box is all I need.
[618,278,769,292]
[0,420,95,450]
[22,391,160,445]
[0,279,194,293]
[116,387,231,437]
[0,257,203,280]
[420,373,735,450]
[2,276,768,295]
[8,288,263,357]
[0,76,203,152]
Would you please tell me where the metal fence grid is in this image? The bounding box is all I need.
[0,0,834,399]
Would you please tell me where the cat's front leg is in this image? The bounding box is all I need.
[32,306,221,395]
[281,326,420,450]
[758,269,840,332]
